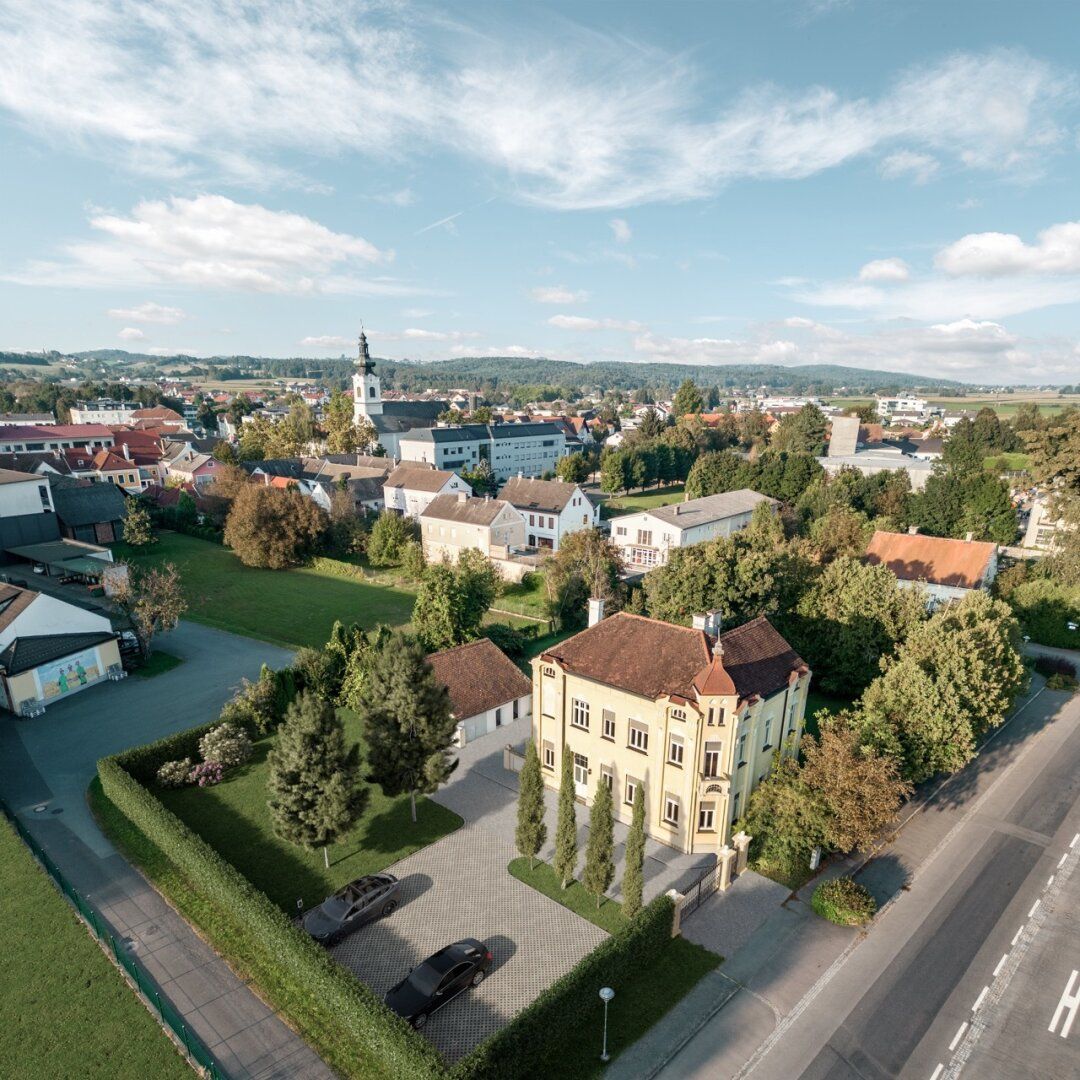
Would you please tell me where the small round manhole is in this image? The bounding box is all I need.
[51,807,63,815]
[33,804,48,813]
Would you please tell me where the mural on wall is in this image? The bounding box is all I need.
[38,647,102,700]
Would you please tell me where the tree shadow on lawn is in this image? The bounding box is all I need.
[353,798,463,858]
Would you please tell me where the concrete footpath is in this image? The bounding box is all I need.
[0,622,332,1080]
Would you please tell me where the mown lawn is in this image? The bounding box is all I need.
[132,651,183,679]
[509,857,627,933]
[0,818,190,1080]
[157,709,462,910]
[804,689,856,740]
[600,484,686,520]
[496,572,551,620]
[115,532,419,649]
[983,452,1031,473]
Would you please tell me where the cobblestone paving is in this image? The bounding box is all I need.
[331,824,605,1061]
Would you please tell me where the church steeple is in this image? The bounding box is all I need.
[352,322,383,419]
[357,326,374,375]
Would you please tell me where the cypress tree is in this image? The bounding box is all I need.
[582,778,616,909]
[353,630,458,822]
[553,750,578,889]
[267,692,364,868]
[622,784,646,919]
[515,740,547,870]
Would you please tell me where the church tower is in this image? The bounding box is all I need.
[352,328,383,420]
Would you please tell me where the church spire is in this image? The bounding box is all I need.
[357,324,373,374]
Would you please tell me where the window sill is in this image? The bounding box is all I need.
[600,735,615,742]
[762,744,773,752]
[737,761,747,769]
[626,745,649,756]
[570,724,590,733]
[662,819,680,829]
[667,761,683,770]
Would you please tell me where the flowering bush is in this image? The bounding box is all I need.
[189,761,225,787]
[198,722,253,768]
[156,758,193,789]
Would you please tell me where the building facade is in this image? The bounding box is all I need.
[498,476,598,551]
[69,399,138,425]
[532,609,810,854]
[610,489,777,571]
[419,493,526,566]
[383,465,472,519]
[399,422,568,482]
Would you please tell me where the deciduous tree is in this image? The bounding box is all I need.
[224,484,327,568]
[111,562,187,658]
[122,500,156,547]
[544,528,624,631]
[366,509,417,566]
[672,379,704,416]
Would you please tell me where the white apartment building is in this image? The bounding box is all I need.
[69,399,139,425]
[399,422,567,482]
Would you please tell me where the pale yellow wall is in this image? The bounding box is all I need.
[532,655,810,854]
[3,639,122,714]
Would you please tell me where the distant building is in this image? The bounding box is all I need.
[399,422,568,482]
[875,395,929,420]
[0,424,113,455]
[383,465,472,519]
[864,529,998,606]
[816,446,934,491]
[609,490,777,572]
[827,415,860,458]
[69,399,139,426]
[0,413,56,427]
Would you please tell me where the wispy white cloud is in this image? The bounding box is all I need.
[858,257,910,282]
[548,314,645,332]
[531,285,589,304]
[609,218,632,242]
[106,301,187,324]
[0,2,1071,208]
[300,335,352,349]
[878,150,938,184]
[117,326,146,341]
[368,327,481,342]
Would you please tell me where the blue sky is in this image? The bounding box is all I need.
[2,0,1080,383]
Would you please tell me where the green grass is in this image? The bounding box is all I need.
[600,484,686,520]
[156,709,462,910]
[132,651,183,678]
[0,817,190,1080]
[983,452,1031,472]
[517,628,577,673]
[545,938,720,1080]
[116,532,419,649]
[509,857,627,933]
[804,689,856,740]
[496,572,551,620]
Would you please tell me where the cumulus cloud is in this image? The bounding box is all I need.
[935,220,1080,276]
[0,1,1071,208]
[858,257,910,283]
[548,314,645,332]
[300,335,353,349]
[368,327,481,342]
[117,327,145,341]
[530,285,589,304]
[6,194,407,294]
[609,218,632,242]
[107,301,186,324]
[878,150,938,184]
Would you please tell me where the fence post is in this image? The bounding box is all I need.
[665,888,686,938]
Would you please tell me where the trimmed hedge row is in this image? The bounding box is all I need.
[452,894,675,1079]
[97,755,444,1080]
[115,720,229,785]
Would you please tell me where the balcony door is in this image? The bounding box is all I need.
[573,753,589,798]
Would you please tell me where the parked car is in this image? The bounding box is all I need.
[300,873,400,944]
[384,939,493,1029]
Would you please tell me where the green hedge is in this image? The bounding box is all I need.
[97,755,444,1080]
[116,720,229,785]
[452,894,674,1079]
[811,876,877,926]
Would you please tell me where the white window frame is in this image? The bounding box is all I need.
[698,802,715,832]
[600,764,614,792]
[663,793,680,826]
[628,721,649,753]
[624,776,639,807]
[703,742,721,778]
[668,733,684,767]
[601,709,616,741]
[571,698,590,730]
[542,741,554,770]
[762,715,773,749]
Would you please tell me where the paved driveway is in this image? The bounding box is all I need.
[332,717,712,1062]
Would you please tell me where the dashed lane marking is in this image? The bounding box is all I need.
[1070,833,1079,850]
[1058,853,1068,869]
[993,954,1009,978]
[948,1022,968,1051]
[1028,899,1041,918]
[972,986,990,1012]
[1011,926,1024,947]
[929,1064,944,1080]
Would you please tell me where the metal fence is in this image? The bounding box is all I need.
[0,795,228,1080]
[679,862,720,920]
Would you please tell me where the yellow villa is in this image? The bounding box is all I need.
[531,604,811,854]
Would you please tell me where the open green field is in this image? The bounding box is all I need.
[157,709,462,910]
[983,452,1031,473]
[0,818,190,1080]
[116,533,418,649]
[600,483,686,520]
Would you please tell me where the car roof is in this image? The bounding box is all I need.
[423,939,484,973]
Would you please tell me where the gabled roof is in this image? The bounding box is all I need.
[0,424,112,441]
[0,583,39,633]
[132,406,184,423]
[50,479,128,526]
[542,611,805,704]
[0,467,40,485]
[0,632,116,675]
[426,638,531,720]
[499,476,584,514]
[864,530,996,589]
[384,464,457,493]
[422,493,513,526]
[638,489,776,530]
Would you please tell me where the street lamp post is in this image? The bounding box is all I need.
[599,986,615,1063]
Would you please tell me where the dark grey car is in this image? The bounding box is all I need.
[301,873,400,945]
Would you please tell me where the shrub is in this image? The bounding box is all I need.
[400,539,426,582]
[198,723,253,768]
[155,759,192,789]
[811,876,877,926]
[481,621,537,661]
[189,761,225,787]
[1034,655,1076,680]
[1046,672,1079,691]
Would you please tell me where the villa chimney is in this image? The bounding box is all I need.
[588,597,605,627]
[691,613,709,632]
[964,531,974,542]
[457,491,468,503]
[908,525,920,535]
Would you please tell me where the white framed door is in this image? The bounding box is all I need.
[573,753,589,797]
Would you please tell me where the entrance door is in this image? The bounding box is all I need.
[573,753,589,797]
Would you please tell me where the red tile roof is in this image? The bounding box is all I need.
[426,638,531,720]
[0,424,112,441]
[864,530,996,589]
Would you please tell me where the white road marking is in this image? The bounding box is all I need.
[993,954,1009,978]
[929,1064,944,1080]
[1011,926,1025,946]
[1047,875,1055,888]
[1059,852,1069,869]
[1049,970,1080,1039]
[949,1022,968,1051]
[1028,899,1041,917]
[973,986,990,1012]
[1071,833,1079,849]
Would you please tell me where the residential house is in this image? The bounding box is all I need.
[399,422,568,482]
[419,493,527,570]
[0,468,60,558]
[0,582,121,714]
[1023,495,1071,551]
[69,399,138,425]
[427,638,532,745]
[50,479,129,545]
[384,465,472,519]
[62,448,142,494]
[864,529,998,606]
[498,476,598,551]
[165,449,226,487]
[610,490,777,571]
[532,606,810,853]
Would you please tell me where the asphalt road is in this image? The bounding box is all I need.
[748,687,1080,1080]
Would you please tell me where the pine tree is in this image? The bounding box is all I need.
[621,784,645,919]
[553,750,579,889]
[582,778,615,908]
[267,692,364,868]
[515,740,547,869]
[353,631,458,822]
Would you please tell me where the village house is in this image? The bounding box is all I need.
[419,493,528,575]
[864,529,998,606]
[532,604,810,856]
[62,448,142,494]
[383,464,472,519]
[610,489,777,571]
[427,637,532,745]
[498,476,598,552]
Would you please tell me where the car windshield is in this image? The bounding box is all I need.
[408,963,442,996]
[321,897,352,919]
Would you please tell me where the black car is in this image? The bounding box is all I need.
[384,939,493,1029]
[300,873,400,944]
